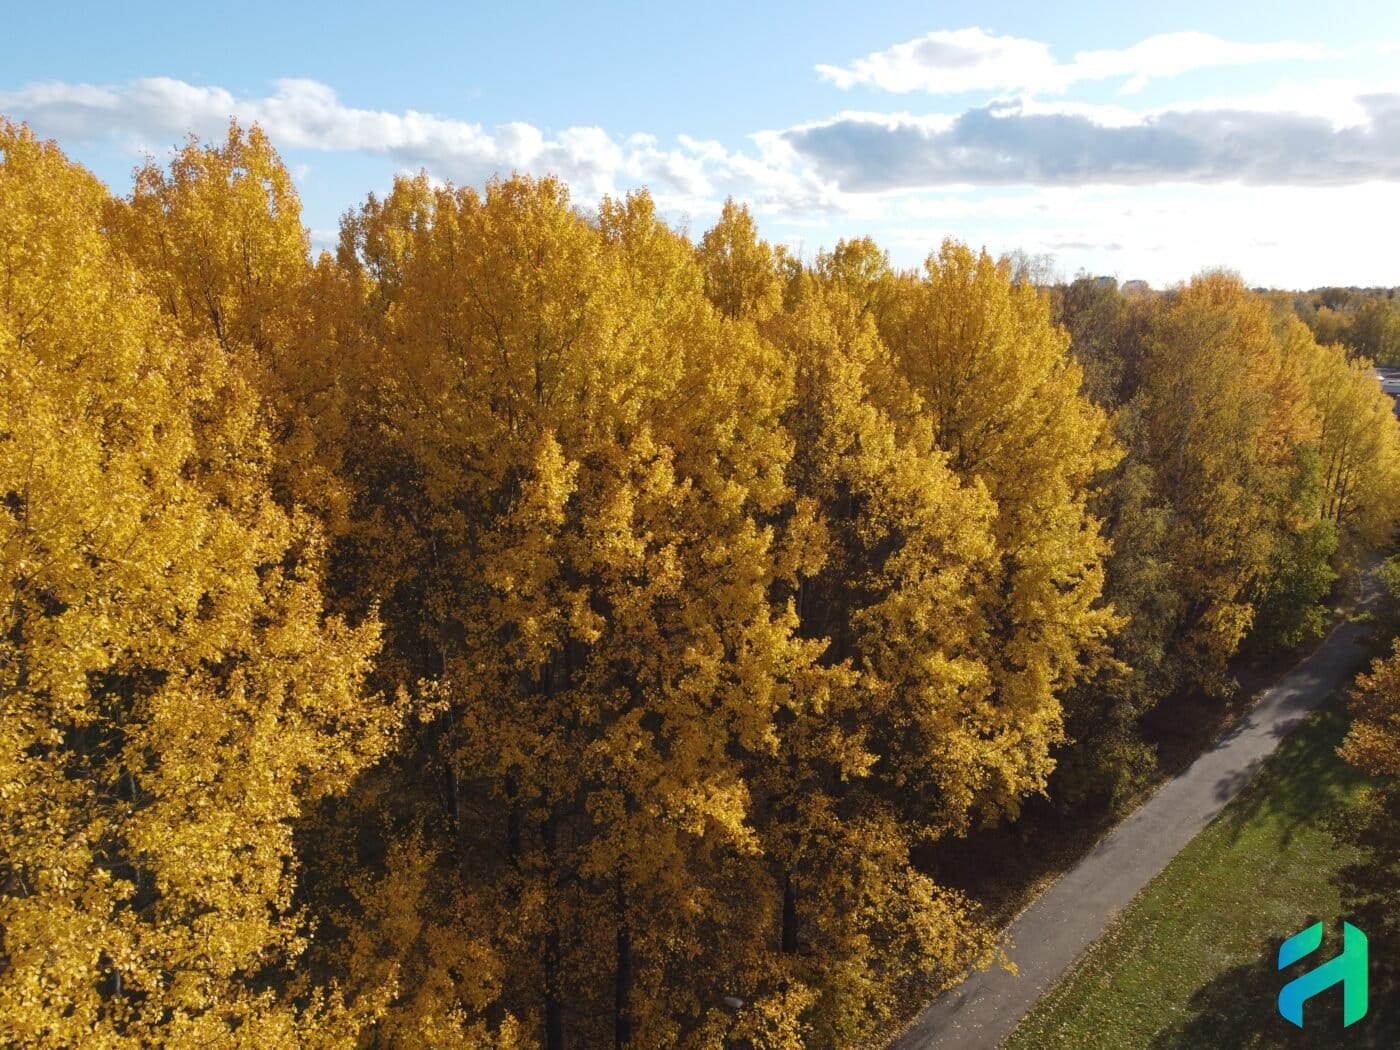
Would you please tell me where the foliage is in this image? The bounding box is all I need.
[1335,641,1400,1029]
[0,120,401,1047]
[4,117,1399,1048]
[1292,287,1400,366]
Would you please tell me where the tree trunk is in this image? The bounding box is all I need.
[781,872,798,955]
[614,871,633,1049]
[545,925,564,1050]
[506,775,522,864]
[543,813,565,1050]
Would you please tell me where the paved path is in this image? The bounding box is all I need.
[891,578,1380,1050]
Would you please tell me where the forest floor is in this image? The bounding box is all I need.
[884,567,1387,1049]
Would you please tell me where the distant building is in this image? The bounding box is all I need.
[1122,279,1151,296]
[1093,275,1116,289]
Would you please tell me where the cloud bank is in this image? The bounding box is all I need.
[3,42,1400,287]
[0,77,837,216]
[816,28,1336,96]
[7,69,1399,210]
[782,93,1400,190]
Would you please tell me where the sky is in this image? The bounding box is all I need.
[5,1,1400,288]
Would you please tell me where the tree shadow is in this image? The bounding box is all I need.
[1212,758,1263,804]
[1213,703,1369,849]
[1330,800,1400,1044]
[1148,921,1397,1049]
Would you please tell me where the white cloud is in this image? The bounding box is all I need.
[818,27,1336,96]
[1073,32,1335,94]
[817,28,1059,95]
[0,76,843,217]
[782,91,1400,190]
[16,72,1387,217]
[5,71,1400,289]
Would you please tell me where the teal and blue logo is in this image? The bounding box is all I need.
[1277,921,1368,1028]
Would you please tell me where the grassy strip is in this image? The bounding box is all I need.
[1002,696,1386,1049]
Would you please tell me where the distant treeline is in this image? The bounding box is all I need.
[3,119,1400,1049]
[1282,286,1400,365]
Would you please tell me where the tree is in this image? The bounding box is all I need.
[1129,272,1319,691]
[1052,449,1178,805]
[107,121,351,534]
[1288,320,1400,561]
[749,272,1003,1040]
[0,120,400,1047]
[695,198,784,322]
[876,241,1122,821]
[1350,297,1400,365]
[1051,274,1155,408]
[11,114,1395,1049]
[1334,641,1400,1029]
[319,176,813,1047]
[812,237,899,320]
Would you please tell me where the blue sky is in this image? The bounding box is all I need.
[6,1,1400,287]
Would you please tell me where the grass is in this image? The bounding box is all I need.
[1002,694,1391,1049]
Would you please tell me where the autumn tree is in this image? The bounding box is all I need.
[695,198,784,322]
[1053,281,1399,801]
[0,121,400,1047]
[811,236,899,321]
[11,114,1399,1050]
[875,241,1122,820]
[318,175,815,1048]
[744,269,1003,1041]
[1051,274,1155,408]
[1351,297,1400,365]
[1286,319,1400,562]
[107,121,353,534]
[1051,449,1179,805]
[1335,641,1400,1029]
[1127,272,1323,687]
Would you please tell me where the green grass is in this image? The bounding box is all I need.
[1002,695,1389,1050]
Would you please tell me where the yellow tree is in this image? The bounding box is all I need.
[1286,319,1400,561]
[876,241,1122,818]
[324,176,817,1048]
[107,142,524,1043]
[106,121,351,534]
[811,237,900,321]
[1130,272,1320,688]
[695,198,784,323]
[0,121,400,1047]
[747,271,1004,1042]
[1343,643,1400,779]
[112,122,306,355]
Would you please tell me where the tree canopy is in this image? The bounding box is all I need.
[3,120,1399,1049]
